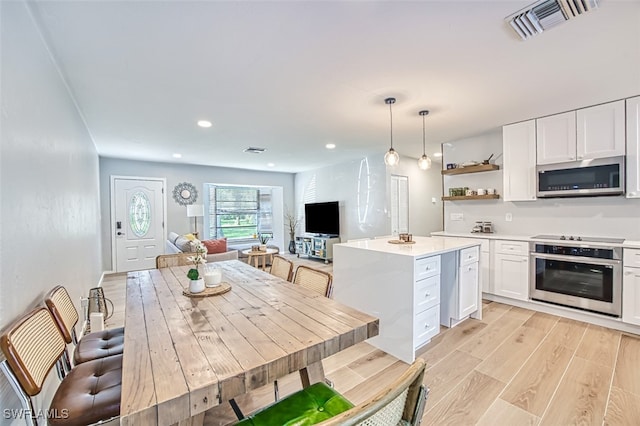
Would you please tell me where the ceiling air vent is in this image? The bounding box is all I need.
[243,147,266,154]
[506,0,598,40]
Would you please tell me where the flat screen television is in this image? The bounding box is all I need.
[304,201,340,236]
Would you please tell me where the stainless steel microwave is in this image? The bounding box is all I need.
[536,156,625,198]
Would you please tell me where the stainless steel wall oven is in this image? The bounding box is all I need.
[530,236,623,317]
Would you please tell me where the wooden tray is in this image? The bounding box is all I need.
[183,282,231,298]
[387,240,416,245]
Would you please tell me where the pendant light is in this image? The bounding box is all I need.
[418,110,432,170]
[383,97,399,166]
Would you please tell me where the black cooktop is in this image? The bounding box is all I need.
[531,234,625,244]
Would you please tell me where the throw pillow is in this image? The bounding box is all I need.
[175,236,194,252]
[202,238,227,254]
[184,233,196,241]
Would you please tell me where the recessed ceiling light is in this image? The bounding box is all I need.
[326,143,336,149]
[267,163,275,167]
[433,152,443,158]
[197,120,212,128]
[172,153,182,158]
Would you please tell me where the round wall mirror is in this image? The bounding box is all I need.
[173,182,198,205]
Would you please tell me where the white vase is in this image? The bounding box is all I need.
[189,278,205,294]
[260,244,267,251]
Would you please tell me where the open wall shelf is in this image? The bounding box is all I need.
[441,164,499,175]
[442,194,500,201]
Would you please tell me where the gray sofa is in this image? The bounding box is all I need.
[166,232,238,262]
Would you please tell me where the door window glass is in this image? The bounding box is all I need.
[130,191,151,237]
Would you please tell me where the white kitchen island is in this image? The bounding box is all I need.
[333,236,482,363]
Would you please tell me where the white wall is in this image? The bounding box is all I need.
[443,130,640,239]
[1,0,102,417]
[294,153,443,241]
[99,157,295,270]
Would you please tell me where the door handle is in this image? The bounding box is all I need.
[117,232,124,236]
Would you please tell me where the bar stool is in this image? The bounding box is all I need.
[45,285,124,368]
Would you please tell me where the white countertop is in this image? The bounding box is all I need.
[336,236,480,258]
[431,231,530,241]
[432,231,633,249]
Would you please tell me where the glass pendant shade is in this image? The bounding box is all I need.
[418,154,432,170]
[418,110,431,170]
[385,148,400,166]
[383,97,399,166]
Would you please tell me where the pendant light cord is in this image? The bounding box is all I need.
[422,114,426,156]
[389,101,394,150]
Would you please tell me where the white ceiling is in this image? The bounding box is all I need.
[30,0,640,173]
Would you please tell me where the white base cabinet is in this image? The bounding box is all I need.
[492,240,529,301]
[333,237,481,363]
[623,249,640,326]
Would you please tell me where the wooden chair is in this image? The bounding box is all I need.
[236,358,428,426]
[269,255,294,282]
[0,308,122,426]
[45,285,124,367]
[156,252,194,268]
[293,265,333,298]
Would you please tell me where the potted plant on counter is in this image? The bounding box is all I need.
[186,241,207,293]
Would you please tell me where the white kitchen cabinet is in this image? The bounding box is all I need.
[458,261,479,318]
[627,96,640,198]
[623,267,640,326]
[503,120,537,201]
[623,248,640,326]
[333,237,481,363]
[536,111,576,165]
[492,240,529,301]
[577,100,625,160]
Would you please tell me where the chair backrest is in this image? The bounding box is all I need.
[270,255,294,282]
[44,285,79,344]
[156,252,193,268]
[0,308,67,396]
[318,358,428,426]
[293,265,333,298]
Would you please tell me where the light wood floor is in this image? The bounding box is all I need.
[101,255,640,425]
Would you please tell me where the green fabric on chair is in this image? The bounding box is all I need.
[235,382,354,426]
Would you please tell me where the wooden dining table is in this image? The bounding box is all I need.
[120,260,379,426]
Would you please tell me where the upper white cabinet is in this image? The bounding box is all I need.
[627,96,640,198]
[503,120,537,201]
[536,111,576,165]
[577,100,625,160]
[536,101,625,165]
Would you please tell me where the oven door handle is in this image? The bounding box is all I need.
[531,252,621,267]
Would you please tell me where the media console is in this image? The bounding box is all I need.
[295,235,340,263]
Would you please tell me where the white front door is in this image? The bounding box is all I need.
[112,177,165,272]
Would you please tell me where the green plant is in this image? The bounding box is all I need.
[258,232,272,245]
[186,241,207,280]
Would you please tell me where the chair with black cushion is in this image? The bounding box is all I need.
[45,285,124,367]
[235,358,428,426]
[293,265,333,298]
[0,307,122,426]
[269,255,294,282]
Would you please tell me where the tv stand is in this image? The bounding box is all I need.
[295,235,340,264]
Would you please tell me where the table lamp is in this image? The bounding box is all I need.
[186,204,204,238]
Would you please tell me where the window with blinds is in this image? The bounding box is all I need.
[205,185,272,240]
